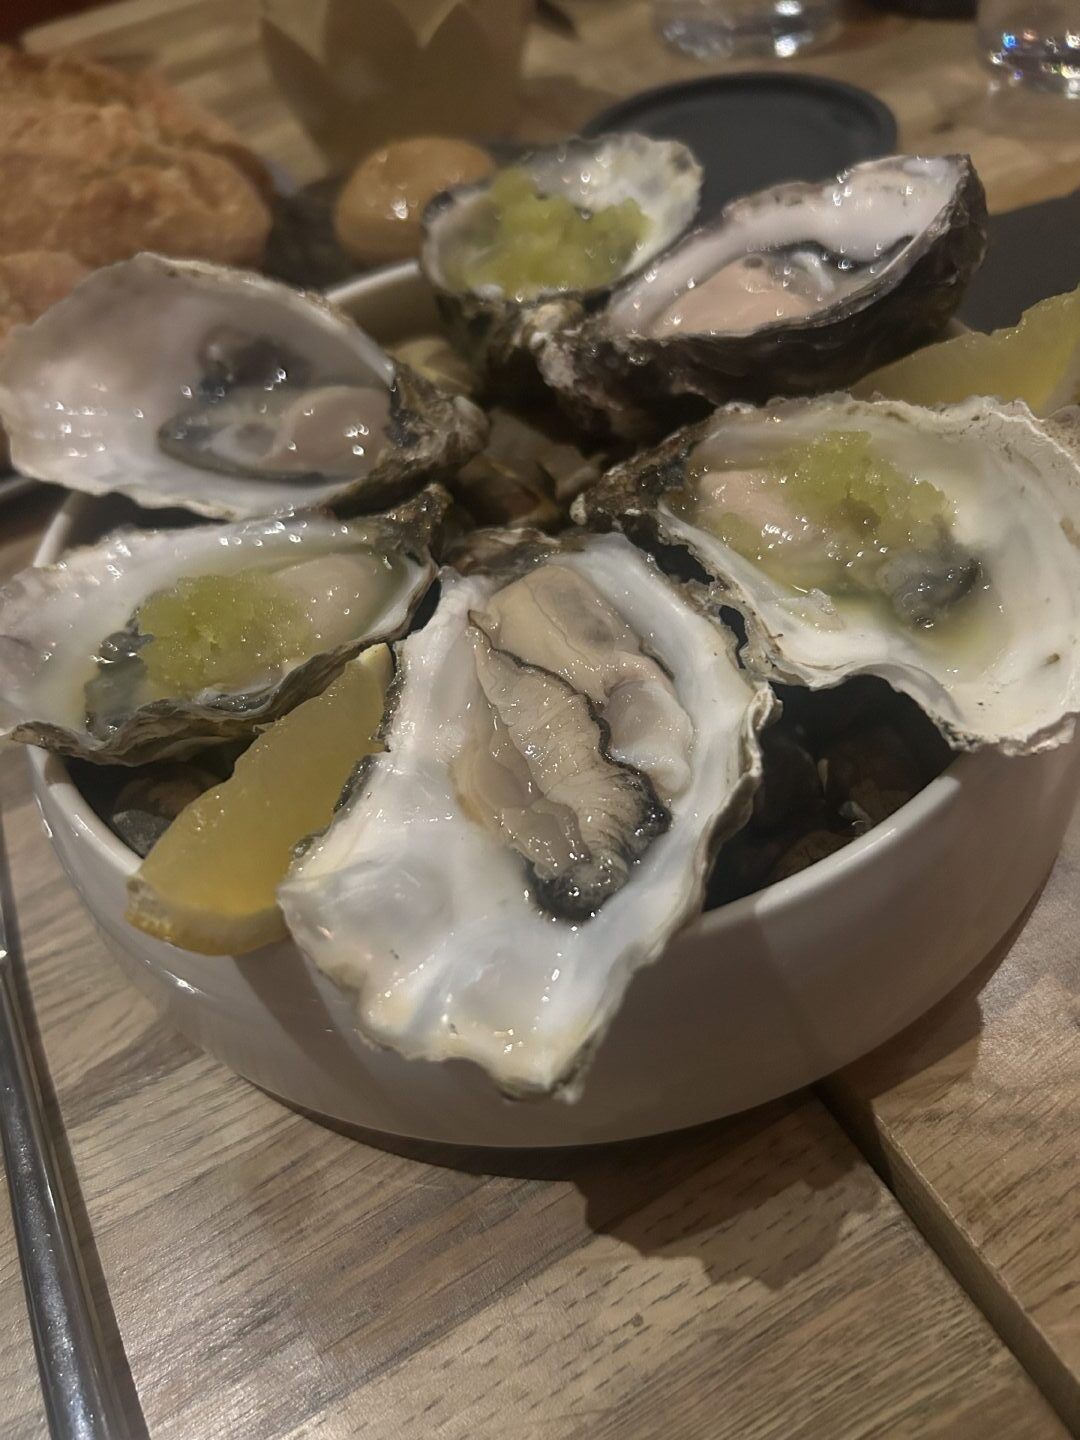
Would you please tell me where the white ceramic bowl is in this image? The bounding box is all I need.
[25,263,1080,1148]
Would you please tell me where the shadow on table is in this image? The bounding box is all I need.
[240,853,1049,1296]
[287,1090,869,1291]
[259,893,1050,1293]
[568,1097,871,1290]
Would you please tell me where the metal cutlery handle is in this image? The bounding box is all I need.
[0,898,131,1438]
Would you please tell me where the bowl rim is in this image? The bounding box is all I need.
[329,257,420,294]
[31,489,981,945]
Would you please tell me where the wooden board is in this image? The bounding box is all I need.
[3,1,1080,1434]
[825,814,1080,1433]
[22,0,326,183]
[0,496,1068,1439]
[22,0,1080,212]
[0,701,1067,1437]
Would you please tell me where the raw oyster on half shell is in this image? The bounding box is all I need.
[578,395,1080,754]
[0,492,442,764]
[420,133,702,394]
[541,155,987,438]
[0,253,487,519]
[279,530,774,1097]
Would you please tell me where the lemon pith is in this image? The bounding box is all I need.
[855,285,1080,414]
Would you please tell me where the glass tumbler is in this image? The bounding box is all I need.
[977,0,1080,95]
[653,0,842,59]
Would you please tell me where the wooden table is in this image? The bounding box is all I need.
[2,4,1080,1437]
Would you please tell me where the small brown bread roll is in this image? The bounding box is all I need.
[0,47,273,197]
[0,47,273,269]
[0,102,271,269]
[335,135,493,264]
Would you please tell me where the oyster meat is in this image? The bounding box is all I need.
[420,133,701,392]
[0,253,487,519]
[0,495,440,764]
[578,395,1080,754]
[540,155,988,438]
[279,531,774,1096]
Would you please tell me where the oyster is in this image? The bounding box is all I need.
[578,395,1080,754]
[540,155,987,438]
[0,495,440,764]
[279,530,774,1096]
[420,133,702,393]
[0,253,487,519]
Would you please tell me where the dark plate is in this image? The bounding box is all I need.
[960,188,1080,331]
[584,72,897,221]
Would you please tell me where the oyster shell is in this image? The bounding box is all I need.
[541,155,988,439]
[279,530,774,1096]
[577,395,1080,754]
[420,133,701,394]
[0,253,487,519]
[447,405,604,531]
[0,493,441,764]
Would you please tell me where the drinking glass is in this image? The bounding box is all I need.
[977,0,1080,95]
[653,0,842,58]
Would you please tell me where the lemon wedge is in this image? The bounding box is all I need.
[126,646,391,955]
[855,285,1080,415]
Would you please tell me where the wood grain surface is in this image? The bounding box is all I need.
[0,680,1068,1438]
[3,2,1080,1436]
[825,819,1080,1433]
[22,0,1080,213]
